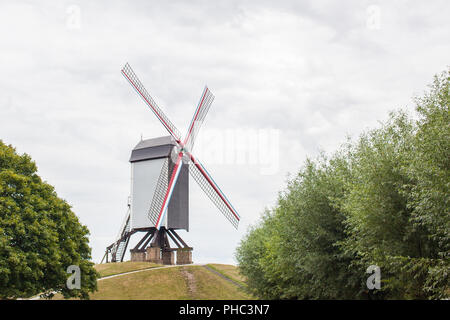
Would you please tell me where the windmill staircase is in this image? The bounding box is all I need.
[101,208,133,263]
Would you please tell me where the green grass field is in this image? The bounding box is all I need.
[95,261,162,277]
[52,262,253,300]
[206,264,248,287]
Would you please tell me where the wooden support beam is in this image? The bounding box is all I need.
[133,231,152,251]
[166,229,182,248]
[163,232,171,250]
[141,233,154,250]
[120,235,131,262]
[151,229,161,247]
[169,229,189,248]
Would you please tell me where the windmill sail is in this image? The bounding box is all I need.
[152,153,184,229]
[183,86,215,152]
[121,63,181,141]
[147,158,170,226]
[189,156,240,229]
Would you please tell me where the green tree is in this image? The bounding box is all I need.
[338,111,424,298]
[236,210,284,299]
[275,155,363,299]
[404,69,449,298]
[340,70,449,299]
[236,69,449,299]
[0,141,98,299]
[237,153,364,299]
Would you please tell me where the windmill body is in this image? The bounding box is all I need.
[102,63,240,265]
[130,136,189,231]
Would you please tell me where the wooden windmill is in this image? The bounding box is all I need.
[102,63,240,265]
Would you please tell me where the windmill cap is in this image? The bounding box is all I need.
[129,135,176,162]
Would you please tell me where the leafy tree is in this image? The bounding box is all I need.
[340,70,449,299]
[237,153,365,299]
[236,69,449,299]
[275,154,364,299]
[0,141,98,299]
[338,111,424,298]
[236,211,284,299]
[404,69,449,298]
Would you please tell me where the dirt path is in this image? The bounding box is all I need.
[180,267,197,298]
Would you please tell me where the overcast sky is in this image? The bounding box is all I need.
[1,1,449,264]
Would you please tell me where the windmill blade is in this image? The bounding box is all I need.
[188,154,240,229]
[150,152,184,229]
[121,63,182,142]
[183,86,214,152]
[147,158,169,227]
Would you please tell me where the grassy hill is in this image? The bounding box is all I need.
[53,262,253,300]
[95,261,162,277]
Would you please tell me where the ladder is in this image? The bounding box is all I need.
[111,209,131,262]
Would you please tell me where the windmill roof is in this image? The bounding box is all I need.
[133,136,176,150]
[129,136,176,162]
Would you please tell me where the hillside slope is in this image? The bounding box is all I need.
[54,262,253,300]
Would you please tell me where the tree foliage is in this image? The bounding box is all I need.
[0,141,98,299]
[236,69,449,299]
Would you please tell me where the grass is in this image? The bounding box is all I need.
[186,266,253,300]
[206,264,248,287]
[95,261,162,278]
[91,267,189,300]
[52,263,253,300]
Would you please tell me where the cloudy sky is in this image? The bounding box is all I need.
[1,1,449,264]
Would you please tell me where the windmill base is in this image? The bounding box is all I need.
[176,249,193,265]
[129,247,192,265]
[104,227,193,265]
[133,246,192,265]
[129,249,146,262]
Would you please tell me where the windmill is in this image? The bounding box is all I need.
[101,63,240,265]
